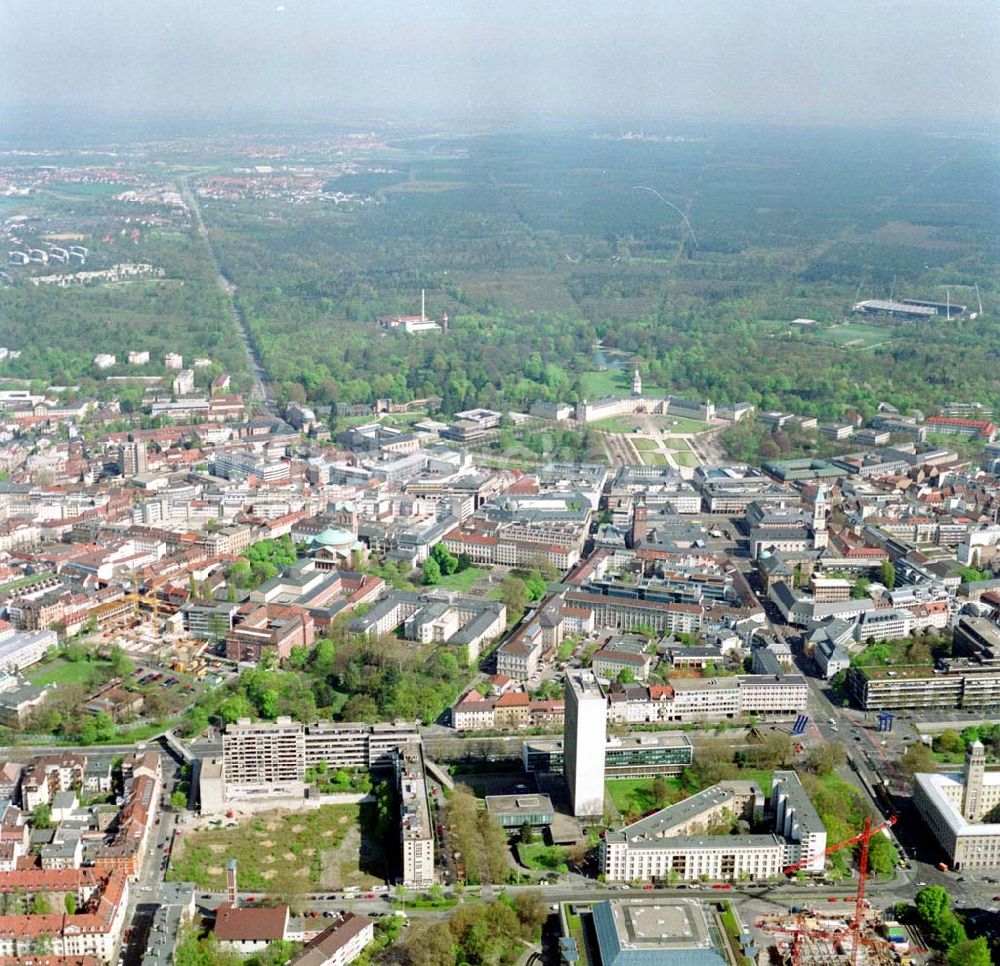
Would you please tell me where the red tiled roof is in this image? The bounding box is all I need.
[927,416,995,432]
[649,685,675,700]
[214,903,289,942]
[495,692,530,707]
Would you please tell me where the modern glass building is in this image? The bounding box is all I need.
[523,732,693,778]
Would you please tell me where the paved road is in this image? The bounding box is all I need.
[123,758,181,965]
[178,176,275,414]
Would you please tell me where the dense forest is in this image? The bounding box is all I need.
[207,126,1000,418]
[2,125,998,419]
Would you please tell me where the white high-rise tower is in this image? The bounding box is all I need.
[564,670,607,819]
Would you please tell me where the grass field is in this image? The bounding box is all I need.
[517,842,569,873]
[631,437,660,451]
[606,777,684,815]
[167,805,368,892]
[566,911,591,966]
[664,438,691,451]
[592,416,643,433]
[432,566,489,593]
[674,450,700,468]
[640,451,668,466]
[27,657,110,687]
[607,771,774,818]
[663,416,710,434]
[813,322,894,348]
[579,369,669,400]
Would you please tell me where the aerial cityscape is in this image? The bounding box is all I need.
[0,2,998,965]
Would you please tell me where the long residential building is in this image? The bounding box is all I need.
[0,629,57,672]
[600,771,825,883]
[847,663,1000,711]
[207,718,421,811]
[0,869,130,962]
[396,747,434,888]
[604,673,808,725]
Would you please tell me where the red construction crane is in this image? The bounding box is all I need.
[779,814,898,966]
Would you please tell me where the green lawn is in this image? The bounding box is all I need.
[0,573,57,596]
[117,720,177,742]
[27,657,111,687]
[664,438,690,451]
[606,777,683,815]
[392,895,458,911]
[517,842,569,873]
[592,416,644,433]
[735,770,774,795]
[663,416,710,434]
[167,805,362,892]
[631,437,660,451]
[720,903,754,966]
[579,369,630,398]
[579,369,669,400]
[380,412,430,428]
[674,450,700,467]
[640,451,668,466]
[566,912,591,966]
[607,771,774,818]
[432,567,489,593]
[814,323,893,348]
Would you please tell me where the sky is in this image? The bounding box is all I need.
[2,0,998,129]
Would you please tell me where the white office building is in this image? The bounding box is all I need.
[914,742,1000,871]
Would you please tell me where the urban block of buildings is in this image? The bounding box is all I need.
[600,771,825,884]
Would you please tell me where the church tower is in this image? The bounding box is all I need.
[631,500,648,548]
[807,484,830,550]
[632,367,642,397]
[963,740,986,821]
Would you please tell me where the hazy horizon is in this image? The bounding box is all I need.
[2,0,999,135]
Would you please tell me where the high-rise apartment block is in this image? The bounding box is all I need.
[119,439,148,477]
[222,717,306,803]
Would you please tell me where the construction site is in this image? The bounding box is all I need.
[753,817,913,966]
[755,906,910,966]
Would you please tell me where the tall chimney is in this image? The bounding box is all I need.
[226,859,238,906]
[421,289,426,321]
